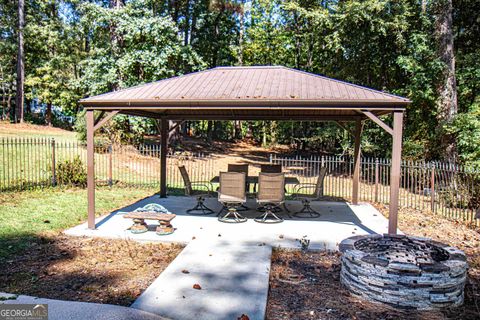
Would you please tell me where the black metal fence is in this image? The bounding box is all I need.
[0,138,214,191]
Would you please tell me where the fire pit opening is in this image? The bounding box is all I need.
[339,234,467,310]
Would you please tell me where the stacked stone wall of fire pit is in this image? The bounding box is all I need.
[339,234,467,310]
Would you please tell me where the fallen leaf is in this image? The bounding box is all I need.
[193,284,202,290]
[182,269,190,274]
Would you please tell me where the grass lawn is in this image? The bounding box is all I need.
[0,186,159,260]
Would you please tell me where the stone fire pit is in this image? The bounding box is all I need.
[339,234,467,310]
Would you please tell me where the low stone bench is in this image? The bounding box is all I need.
[124,212,176,235]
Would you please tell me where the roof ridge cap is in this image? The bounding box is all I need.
[214,65,284,69]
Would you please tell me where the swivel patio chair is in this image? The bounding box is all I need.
[291,167,327,218]
[257,164,283,212]
[218,172,248,223]
[228,163,251,210]
[179,165,214,215]
[255,172,285,223]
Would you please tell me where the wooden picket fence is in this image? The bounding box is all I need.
[1,138,479,226]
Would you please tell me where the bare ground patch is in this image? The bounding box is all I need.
[0,235,183,306]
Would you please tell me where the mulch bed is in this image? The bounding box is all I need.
[267,248,479,320]
[0,235,183,306]
[268,204,480,319]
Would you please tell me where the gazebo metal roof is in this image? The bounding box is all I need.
[80,66,410,120]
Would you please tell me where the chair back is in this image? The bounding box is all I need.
[178,165,193,195]
[228,163,249,175]
[218,172,246,203]
[258,173,285,203]
[261,164,282,173]
[314,167,328,198]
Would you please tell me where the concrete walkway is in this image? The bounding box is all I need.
[0,293,167,320]
[132,239,272,320]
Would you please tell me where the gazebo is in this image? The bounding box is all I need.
[79,66,410,234]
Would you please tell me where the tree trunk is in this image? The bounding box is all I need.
[184,0,191,46]
[206,120,213,142]
[238,6,244,66]
[245,121,253,139]
[15,0,25,123]
[7,89,12,120]
[46,102,52,126]
[1,89,5,120]
[234,120,242,139]
[433,0,458,162]
[109,0,124,9]
[1,75,5,120]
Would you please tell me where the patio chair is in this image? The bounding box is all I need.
[178,165,214,215]
[228,163,251,210]
[260,164,282,173]
[291,167,327,218]
[255,172,285,223]
[218,171,248,223]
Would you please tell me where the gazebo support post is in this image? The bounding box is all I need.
[352,119,363,205]
[388,111,404,234]
[87,110,96,229]
[160,118,168,198]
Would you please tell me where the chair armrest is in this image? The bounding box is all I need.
[292,183,316,193]
[191,181,214,193]
[292,185,317,197]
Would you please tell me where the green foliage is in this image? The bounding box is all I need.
[75,2,205,94]
[56,156,87,187]
[1,0,479,163]
[450,102,480,166]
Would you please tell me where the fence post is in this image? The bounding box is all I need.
[374,158,379,202]
[108,144,113,187]
[51,138,56,186]
[269,153,273,163]
[431,163,435,213]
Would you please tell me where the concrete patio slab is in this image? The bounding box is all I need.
[65,196,392,250]
[0,292,167,320]
[131,239,272,320]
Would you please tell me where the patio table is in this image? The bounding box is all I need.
[210,175,299,186]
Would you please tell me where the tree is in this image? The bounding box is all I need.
[15,0,25,123]
[432,0,458,162]
[0,0,16,120]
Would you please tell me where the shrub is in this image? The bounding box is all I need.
[56,156,87,187]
